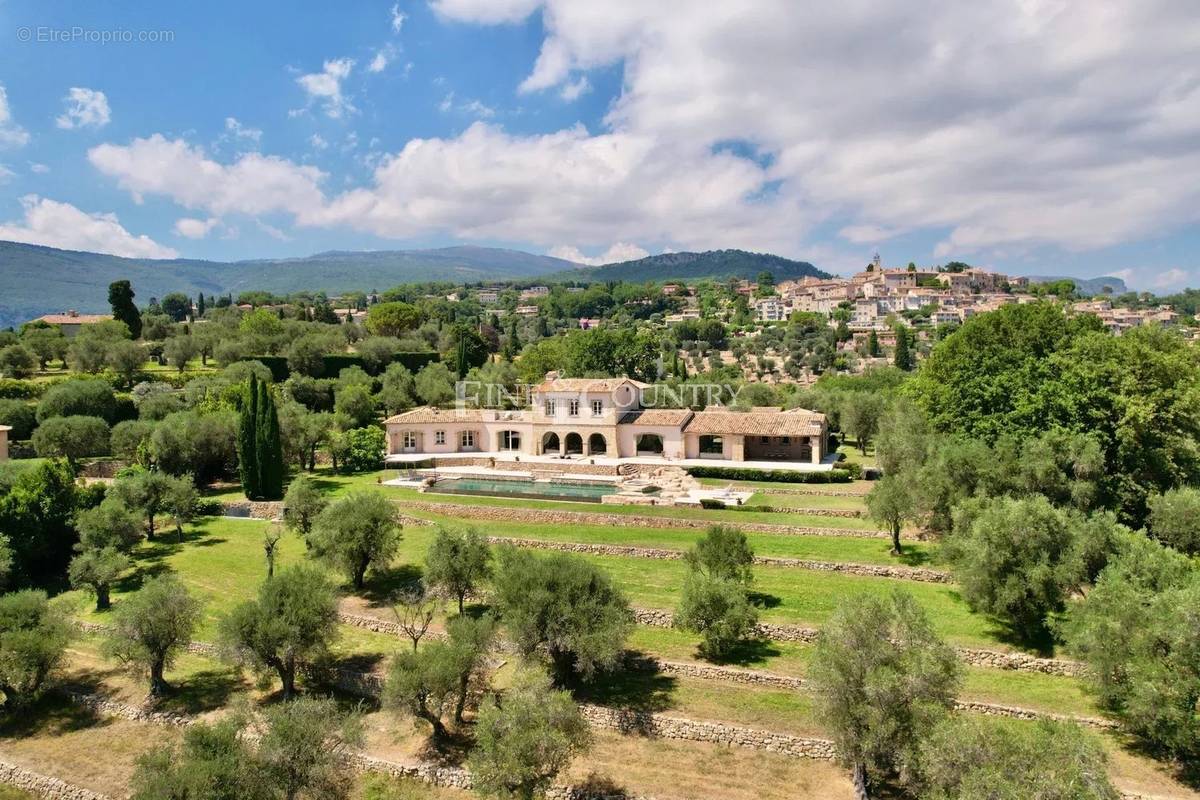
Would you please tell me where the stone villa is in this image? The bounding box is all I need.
[384,374,830,469]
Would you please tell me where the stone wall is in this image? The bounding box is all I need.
[220,500,284,519]
[400,499,891,539]
[0,762,112,800]
[579,704,837,760]
[424,457,623,477]
[630,608,1085,675]
[485,535,949,583]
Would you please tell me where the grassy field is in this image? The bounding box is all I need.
[404,509,936,566]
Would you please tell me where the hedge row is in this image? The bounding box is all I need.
[246,351,440,382]
[685,465,855,483]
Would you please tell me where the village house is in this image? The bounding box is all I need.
[32,310,112,337]
[384,373,831,469]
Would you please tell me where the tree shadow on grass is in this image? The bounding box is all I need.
[0,693,111,739]
[747,590,781,609]
[570,773,633,799]
[893,548,935,567]
[360,564,424,606]
[702,636,782,667]
[153,668,244,716]
[573,656,677,713]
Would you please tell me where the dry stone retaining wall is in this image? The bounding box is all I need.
[485,535,949,583]
[579,704,837,760]
[630,608,1084,675]
[0,762,112,800]
[401,499,892,539]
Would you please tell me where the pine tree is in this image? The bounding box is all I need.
[108,279,143,339]
[238,375,261,499]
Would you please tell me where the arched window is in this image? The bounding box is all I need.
[542,432,560,454]
[564,432,584,455]
[587,433,607,455]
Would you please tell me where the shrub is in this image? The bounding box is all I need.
[36,377,117,423]
[685,465,853,483]
[0,399,36,439]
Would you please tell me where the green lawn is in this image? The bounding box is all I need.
[59,513,1100,735]
[206,468,882,531]
[405,508,936,566]
[744,491,869,511]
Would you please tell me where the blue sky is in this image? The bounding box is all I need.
[0,0,1197,290]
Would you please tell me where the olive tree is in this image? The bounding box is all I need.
[918,716,1118,800]
[493,548,631,685]
[468,667,591,800]
[257,697,362,800]
[104,573,203,696]
[309,491,401,590]
[31,415,110,469]
[131,718,269,800]
[218,565,339,699]
[684,525,754,585]
[423,526,492,613]
[866,474,918,555]
[809,591,960,799]
[282,474,327,546]
[0,590,73,708]
[674,573,758,660]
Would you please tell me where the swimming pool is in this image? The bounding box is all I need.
[429,477,619,502]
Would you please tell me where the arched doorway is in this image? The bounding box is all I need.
[635,434,663,455]
[587,433,607,455]
[542,432,560,455]
[564,432,584,455]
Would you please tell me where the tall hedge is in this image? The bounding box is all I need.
[237,352,439,381]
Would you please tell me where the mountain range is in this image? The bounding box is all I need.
[0,242,833,328]
[1025,275,1129,296]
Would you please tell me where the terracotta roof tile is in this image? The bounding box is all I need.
[685,409,826,436]
[617,409,695,426]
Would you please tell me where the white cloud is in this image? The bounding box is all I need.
[88,134,326,219]
[369,50,391,73]
[435,0,1200,261]
[0,165,14,183]
[55,87,111,130]
[29,163,49,174]
[173,217,220,239]
[294,58,356,118]
[256,219,291,241]
[430,0,541,25]
[0,85,30,148]
[390,4,407,32]
[839,224,899,245]
[1150,268,1192,291]
[309,134,329,151]
[0,195,177,258]
[310,122,800,250]
[559,75,590,102]
[549,242,648,266]
[224,117,262,143]
[438,92,495,118]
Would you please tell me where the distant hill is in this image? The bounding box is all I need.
[0,242,579,328]
[544,249,830,284]
[1025,274,1129,296]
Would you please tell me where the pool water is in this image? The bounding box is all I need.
[430,477,617,502]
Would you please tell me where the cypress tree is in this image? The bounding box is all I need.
[256,380,285,500]
[893,325,913,371]
[238,375,261,499]
[197,292,206,316]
